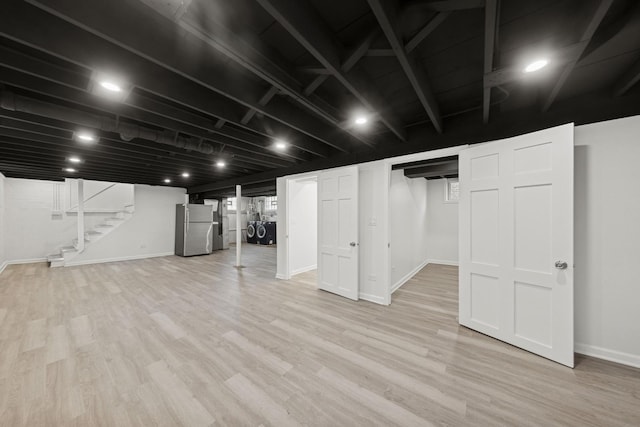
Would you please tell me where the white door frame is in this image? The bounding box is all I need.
[277,172,319,280]
[383,145,469,303]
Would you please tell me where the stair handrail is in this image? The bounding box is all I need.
[68,183,117,211]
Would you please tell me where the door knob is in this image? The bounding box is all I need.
[555,261,568,270]
[350,242,356,247]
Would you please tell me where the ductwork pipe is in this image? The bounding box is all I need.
[0,90,216,155]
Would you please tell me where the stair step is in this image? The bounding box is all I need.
[85,230,103,236]
[60,246,77,254]
[95,224,115,228]
[47,254,65,268]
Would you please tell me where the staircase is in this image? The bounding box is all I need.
[47,204,134,267]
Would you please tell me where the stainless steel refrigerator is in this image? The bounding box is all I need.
[175,204,216,256]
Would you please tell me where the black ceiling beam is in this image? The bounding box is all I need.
[189,87,640,195]
[367,0,443,134]
[0,67,298,168]
[391,155,459,170]
[304,29,379,97]
[0,111,272,173]
[256,0,407,142]
[405,12,450,54]
[403,162,458,179]
[178,0,360,138]
[0,129,246,177]
[482,0,499,124]
[402,0,485,13]
[0,147,225,182]
[0,157,196,186]
[613,56,640,96]
[240,86,279,126]
[10,0,353,154]
[542,0,615,111]
[0,43,327,160]
[0,129,261,176]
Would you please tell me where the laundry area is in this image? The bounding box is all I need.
[227,195,278,247]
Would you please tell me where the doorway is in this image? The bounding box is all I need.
[286,175,318,278]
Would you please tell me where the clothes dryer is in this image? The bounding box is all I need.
[246,221,258,244]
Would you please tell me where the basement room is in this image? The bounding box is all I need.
[1,0,639,425]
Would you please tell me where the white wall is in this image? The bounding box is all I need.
[288,178,317,275]
[389,170,429,292]
[67,179,134,212]
[3,178,78,262]
[276,176,288,279]
[426,179,458,264]
[68,184,186,265]
[0,173,6,273]
[574,116,640,368]
[359,161,390,304]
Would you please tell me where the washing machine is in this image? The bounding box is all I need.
[246,221,258,244]
[258,221,276,245]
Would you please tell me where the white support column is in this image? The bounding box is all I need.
[235,184,242,267]
[77,179,85,252]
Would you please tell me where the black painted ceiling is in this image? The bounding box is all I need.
[1,0,639,197]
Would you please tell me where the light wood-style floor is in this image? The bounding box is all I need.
[1,245,639,426]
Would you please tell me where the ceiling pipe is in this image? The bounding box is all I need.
[0,90,217,155]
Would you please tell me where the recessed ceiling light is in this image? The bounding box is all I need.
[64,168,76,173]
[275,140,287,150]
[182,172,190,178]
[68,156,81,163]
[524,59,549,73]
[100,81,122,92]
[77,132,96,142]
[354,116,368,125]
[164,178,171,184]
[216,161,226,168]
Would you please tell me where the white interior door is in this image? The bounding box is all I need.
[318,166,359,300]
[459,123,574,367]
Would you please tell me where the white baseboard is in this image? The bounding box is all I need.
[575,343,640,369]
[275,273,290,280]
[359,292,388,306]
[0,261,7,275]
[65,252,174,267]
[427,259,459,266]
[391,260,429,294]
[291,264,317,276]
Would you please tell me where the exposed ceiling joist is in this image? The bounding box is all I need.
[542,0,615,112]
[178,2,374,148]
[241,86,279,125]
[16,0,354,153]
[368,0,443,133]
[365,49,395,57]
[391,155,458,170]
[402,0,484,14]
[404,164,458,179]
[256,0,407,142]
[0,120,265,174]
[0,67,302,167]
[304,29,379,97]
[483,0,499,124]
[405,12,450,53]
[613,56,640,96]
